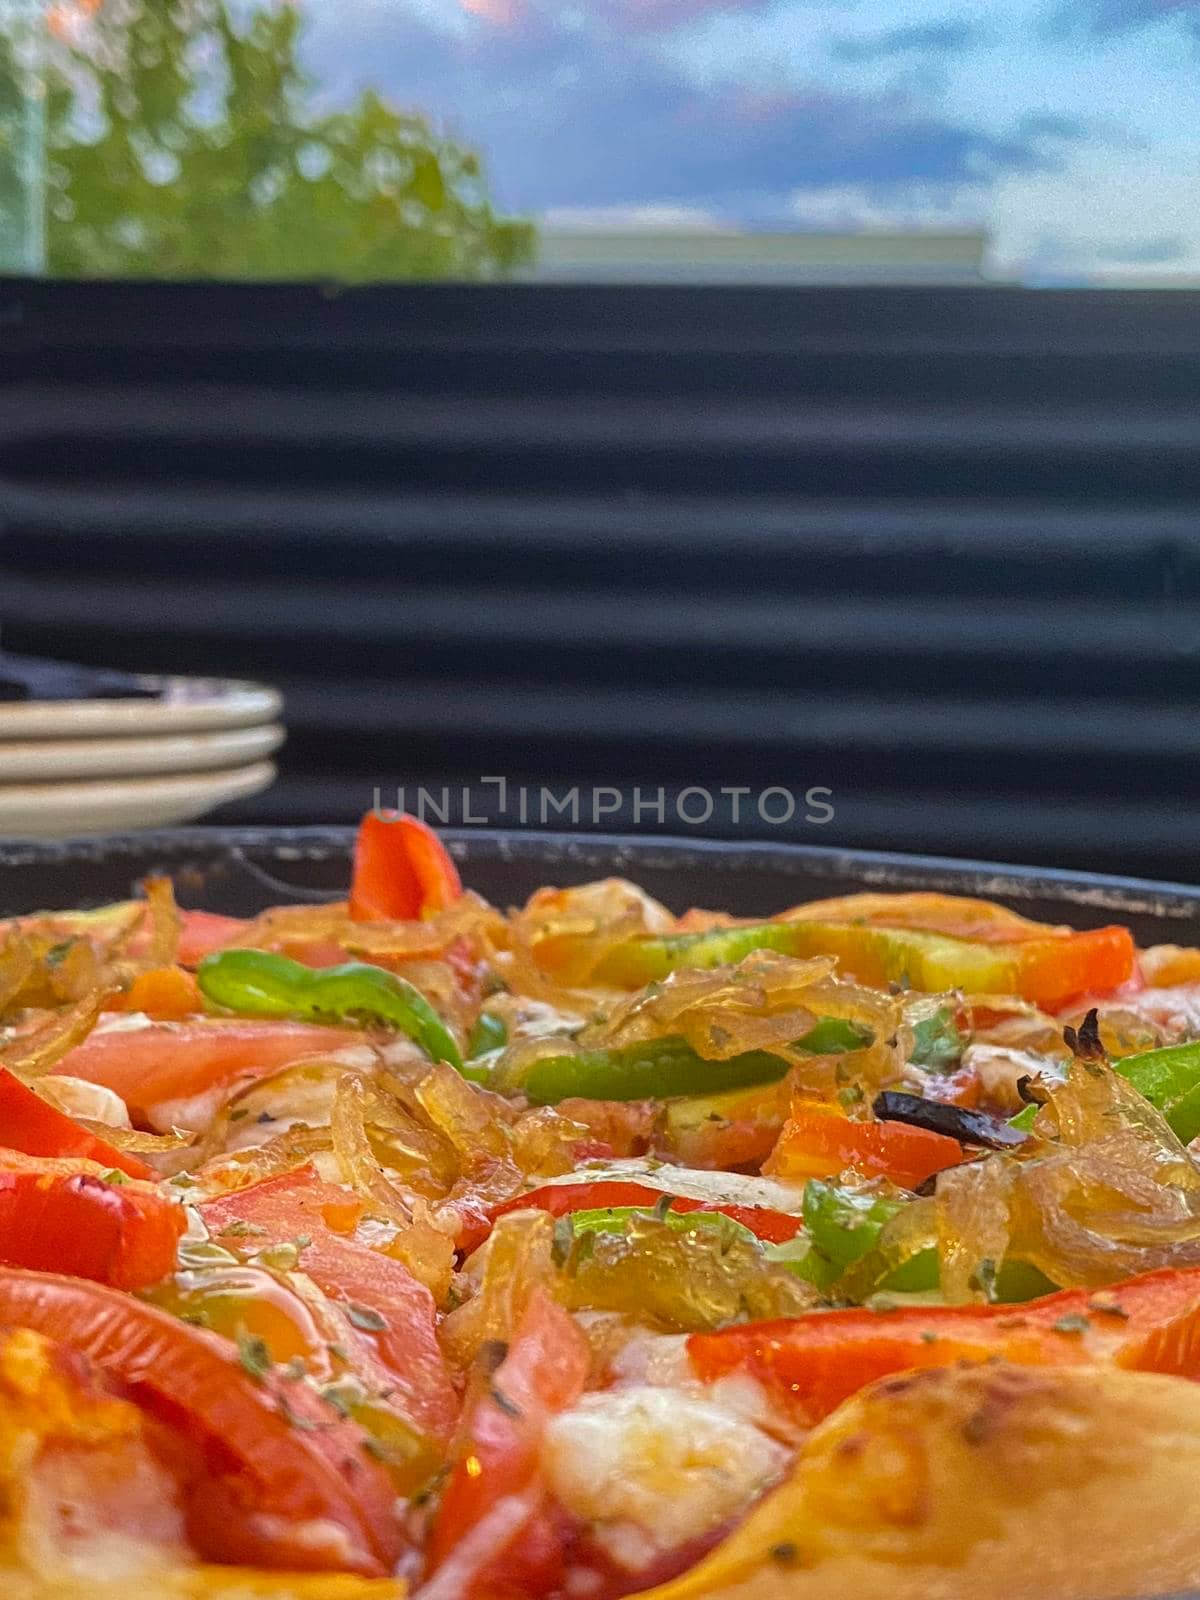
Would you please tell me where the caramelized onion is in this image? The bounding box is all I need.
[935,1055,1200,1296]
[0,992,106,1078]
[0,932,38,1016]
[330,1073,455,1299]
[506,878,675,1004]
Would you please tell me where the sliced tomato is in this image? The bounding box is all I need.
[176,909,250,967]
[0,1066,153,1179]
[349,811,462,923]
[488,1179,803,1249]
[553,1098,661,1159]
[688,1266,1200,1425]
[57,1018,365,1126]
[426,1288,589,1594]
[764,1100,963,1190]
[0,1268,402,1574]
[201,1167,458,1443]
[0,1152,183,1289]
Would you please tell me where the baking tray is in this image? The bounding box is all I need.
[1,828,1198,945]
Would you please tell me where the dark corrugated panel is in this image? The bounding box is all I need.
[2,280,1198,881]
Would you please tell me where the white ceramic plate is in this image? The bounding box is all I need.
[0,762,276,838]
[0,724,285,782]
[0,678,282,742]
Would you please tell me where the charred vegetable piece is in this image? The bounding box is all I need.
[597,919,1134,1009]
[197,949,462,1070]
[514,1034,791,1105]
[872,1090,1030,1150]
[1116,1040,1200,1145]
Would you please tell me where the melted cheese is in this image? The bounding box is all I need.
[537,1159,807,1215]
[544,1385,788,1565]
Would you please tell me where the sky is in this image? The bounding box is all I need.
[299,0,1200,283]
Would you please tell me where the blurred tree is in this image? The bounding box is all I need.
[43,0,534,279]
[0,3,43,271]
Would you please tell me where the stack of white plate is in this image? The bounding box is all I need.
[0,677,284,837]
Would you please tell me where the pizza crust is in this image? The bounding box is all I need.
[639,1361,1200,1600]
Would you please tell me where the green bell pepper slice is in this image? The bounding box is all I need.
[908,1006,964,1071]
[594,919,1013,993]
[1008,1102,1039,1134]
[1117,1039,1200,1143]
[769,1178,1055,1302]
[509,1012,872,1106]
[792,1016,874,1054]
[564,1203,759,1249]
[466,1011,508,1059]
[516,1034,791,1106]
[197,948,462,1070]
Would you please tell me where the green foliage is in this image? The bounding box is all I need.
[44,0,534,280]
[0,12,42,272]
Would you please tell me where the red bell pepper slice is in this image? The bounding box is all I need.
[0,1151,183,1289]
[349,811,463,923]
[0,1066,154,1179]
[0,1267,402,1574]
[426,1287,590,1595]
[689,1266,1200,1425]
[201,1166,459,1443]
[764,1101,963,1190]
[488,1179,804,1248]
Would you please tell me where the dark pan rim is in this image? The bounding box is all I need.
[1,826,1198,920]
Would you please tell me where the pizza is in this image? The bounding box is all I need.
[2,810,1200,1599]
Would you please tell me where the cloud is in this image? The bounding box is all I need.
[614,0,779,31]
[787,180,989,230]
[830,20,979,62]
[459,0,524,23]
[1052,0,1200,36]
[542,203,730,229]
[300,1,1087,219]
[786,141,1200,283]
[294,0,1191,283]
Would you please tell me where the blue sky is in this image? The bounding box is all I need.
[301,0,1200,282]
